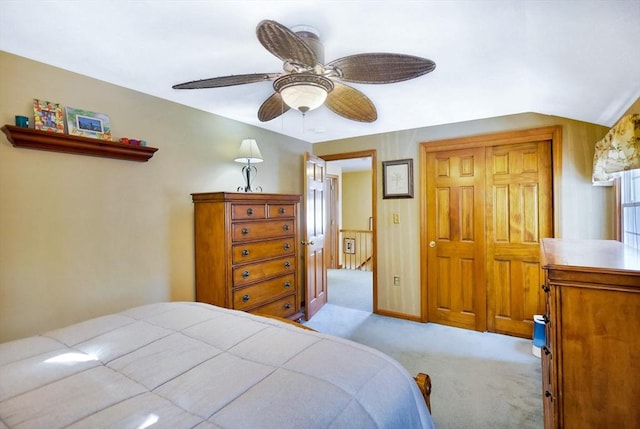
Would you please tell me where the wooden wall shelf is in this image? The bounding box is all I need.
[2,125,158,162]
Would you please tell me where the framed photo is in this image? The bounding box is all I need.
[65,107,112,140]
[383,159,414,199]
[33,100,64,133]
[344,237,356,254]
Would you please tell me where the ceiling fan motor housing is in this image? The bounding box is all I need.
[292,25,324,64]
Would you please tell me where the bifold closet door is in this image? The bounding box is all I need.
[425,138,552,338]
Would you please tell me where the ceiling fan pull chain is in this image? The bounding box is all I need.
[302,111,306,135]
[281,96,286,131]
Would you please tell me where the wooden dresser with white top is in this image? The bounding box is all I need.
[192,192,302,320]
[540,238,640,429]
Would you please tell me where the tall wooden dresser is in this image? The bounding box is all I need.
[192,192,302,321]
[540,238,640,429]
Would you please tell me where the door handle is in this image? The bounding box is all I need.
[429,241,436,248]
[301,240,315,246]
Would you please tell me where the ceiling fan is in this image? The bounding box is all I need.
[172,19,436,123]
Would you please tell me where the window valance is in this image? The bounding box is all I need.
[592,113,640,185]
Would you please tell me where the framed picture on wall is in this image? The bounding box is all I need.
[383,159,414,199]
[344,237,356,254]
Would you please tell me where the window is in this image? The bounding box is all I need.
[617,169,640,249]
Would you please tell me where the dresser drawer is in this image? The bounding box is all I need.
[232,203,266,220]
[232,238,295,264]
[233,274,295,310]
[249,294,297,319]
[233,256,295,286]
[268,203,296,218]
[232,220,294,242]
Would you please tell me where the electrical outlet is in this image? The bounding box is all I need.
[393,213,399,224]
[393,276,400,286]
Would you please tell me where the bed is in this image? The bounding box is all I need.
[0,302,435,429]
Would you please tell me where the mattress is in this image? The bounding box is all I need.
[0,302,435,429]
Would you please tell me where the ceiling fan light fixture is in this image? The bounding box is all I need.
[273,74,334,113]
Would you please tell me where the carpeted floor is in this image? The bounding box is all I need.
[324,268,373,312]
[304,269,543,429]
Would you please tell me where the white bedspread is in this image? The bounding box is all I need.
[0,302,435,429]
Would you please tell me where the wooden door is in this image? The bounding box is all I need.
[422,127,558,338]
[486,141,552,337]
[303,152,327,320]
[426,147,487,331]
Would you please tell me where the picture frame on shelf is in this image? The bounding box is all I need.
[382,158,414,199]
[65,107,112,140]
[33,100,64,133]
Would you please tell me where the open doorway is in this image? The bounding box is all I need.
[322,151,376,313]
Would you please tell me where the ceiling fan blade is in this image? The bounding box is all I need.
[327,53,436,84]
[256,20,317,68]
[172,73,280,89]
[325,82,377,123]
[258,92,290,122]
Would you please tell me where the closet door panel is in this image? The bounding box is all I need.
[486,141,552,337]
[426,148,486,331]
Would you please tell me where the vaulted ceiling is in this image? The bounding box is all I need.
[1,0,638,143]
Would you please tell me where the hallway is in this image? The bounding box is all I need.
[327,268,372,313]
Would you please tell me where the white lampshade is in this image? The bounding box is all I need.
[273,74,334,113]
[234,139,263,163]
[280,84,328,113]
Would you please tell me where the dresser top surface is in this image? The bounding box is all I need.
[541,238,640,275]
[192,192,301,203]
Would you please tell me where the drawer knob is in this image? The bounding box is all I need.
[242,270,250,279]
[242,249,249,257]
[242,294,250,302]
[246,208,254,216]
[242,228,249,235]
[541,284,550,293]
[284,303,291,310]
[284,261,291,268]
[284,243,291,250]
[279,207,286,214]
[283,224,289,231]
[284,281,291,288]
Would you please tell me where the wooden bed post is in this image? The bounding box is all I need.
[414,373,432,412]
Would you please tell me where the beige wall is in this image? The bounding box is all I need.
[342,171,372,230]
[0,52,311,342]
[0,50,624,341]
[314,113,612,317]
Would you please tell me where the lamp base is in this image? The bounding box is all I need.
[238,164,262,192]
[237,185,263,193]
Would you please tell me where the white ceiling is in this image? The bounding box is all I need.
[1,0,639,144]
